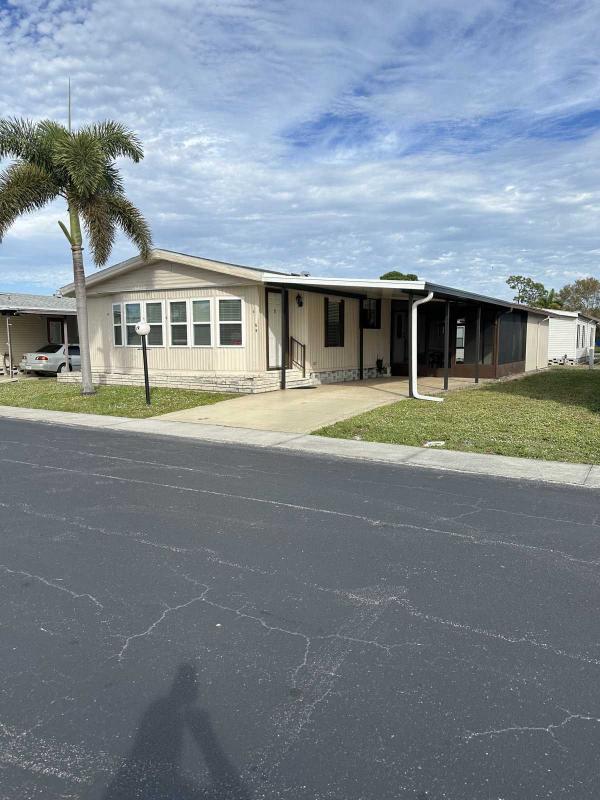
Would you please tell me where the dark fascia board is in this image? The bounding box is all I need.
[424,283,562,317]
[0,307,77,316]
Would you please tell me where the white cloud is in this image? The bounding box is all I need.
[1,0,600,297]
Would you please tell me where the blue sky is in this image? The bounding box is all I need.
[1,0,600,298]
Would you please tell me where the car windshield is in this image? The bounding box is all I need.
[35,345,62,354]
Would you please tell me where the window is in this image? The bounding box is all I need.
[146,302,164,346]
[123,301,164,347]
[113,304,123,346]
[125,302,142,346]
[192,299,212,346]
[35,344,62,354]
[218,298,243,346]
[324,298,344,347]
[455,319,466,363]
[362,298,381,329]
[170,301,188,346]
[68,345,80,356]
[47,319,63,344]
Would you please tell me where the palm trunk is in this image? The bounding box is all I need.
[68,205,95,395]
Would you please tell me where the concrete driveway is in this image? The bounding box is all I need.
[159,376,474,433]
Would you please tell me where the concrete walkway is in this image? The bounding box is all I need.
[157,376,476,433]
[0,404,598,489]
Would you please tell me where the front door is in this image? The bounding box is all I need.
[391,309,408,372]
[267,290,282,369]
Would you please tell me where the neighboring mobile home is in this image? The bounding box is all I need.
[1,292,78,375]
[59,249,553,395]
[546,309,598,365]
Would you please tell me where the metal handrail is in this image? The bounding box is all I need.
[290,337,306,377]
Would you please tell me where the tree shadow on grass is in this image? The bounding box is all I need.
[482,368,600,414]
[102,662,251,800]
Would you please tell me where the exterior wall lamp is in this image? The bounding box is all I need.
[296,293,304,308]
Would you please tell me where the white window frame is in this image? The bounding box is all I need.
[217,296,244,348]
[112,303,124,347]
[190,297,213,348]
[120,300,165,348]
[169,299,191,348]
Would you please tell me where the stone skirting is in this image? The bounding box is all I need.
[57,369,282,394]
[57,368,316,393]
[311,366,381,384]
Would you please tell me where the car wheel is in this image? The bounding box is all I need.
[57,363,66,373]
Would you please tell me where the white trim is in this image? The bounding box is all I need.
[263,275,427,292]
[112,302,123,347]
[168,299,190,348]
[217,296,244,348]
[190,297,213,348]
[122,300,165,348]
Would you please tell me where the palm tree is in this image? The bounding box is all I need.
[0,118,152,394]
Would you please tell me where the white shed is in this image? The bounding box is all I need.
[546,310,598,365]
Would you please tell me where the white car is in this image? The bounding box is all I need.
[20,344,81,375]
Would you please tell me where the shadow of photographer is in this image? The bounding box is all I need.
[102,662,250,800]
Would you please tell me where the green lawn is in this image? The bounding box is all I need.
[0,380,234,419]
[317,368,600,464]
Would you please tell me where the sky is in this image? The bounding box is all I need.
[1,0,600,298]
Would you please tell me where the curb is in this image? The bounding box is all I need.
[0,405,598,490]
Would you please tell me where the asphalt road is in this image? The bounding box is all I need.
[1,418,600,800]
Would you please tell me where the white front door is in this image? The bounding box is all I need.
[267,291,282,369]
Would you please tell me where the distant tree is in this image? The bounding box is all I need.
[542,288,563,310]
[558,277,600,317]
[380,270,419,281]
[506,275,548,306]
[0,117,152,395]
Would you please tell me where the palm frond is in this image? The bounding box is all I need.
[0,161,58,240]
[82,121,144,162]
[105,194,153,259]
[79,197,116,266]
[53,130,105,197]
[0,117,38,160]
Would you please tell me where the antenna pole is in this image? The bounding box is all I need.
[68,77,71,132]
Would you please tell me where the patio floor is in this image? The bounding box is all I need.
[158,376,478,433]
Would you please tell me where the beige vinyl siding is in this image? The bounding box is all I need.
[363,298,391,371]
[525,314,549,371]
[86,259,257,295]
[288,293,390,374]
[300,293,359,374]
[2,315,48,362]
[87,284,266,375]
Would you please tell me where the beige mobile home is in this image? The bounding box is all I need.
[59,249,552,395]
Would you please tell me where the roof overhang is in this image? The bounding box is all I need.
[0,306,77,316]
[59,248,287,296]
[263,274,559,314]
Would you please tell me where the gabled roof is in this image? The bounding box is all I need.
[0,291,76,315]
[59,248,288,296]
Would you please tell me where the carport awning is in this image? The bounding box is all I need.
[262,274,557,315]
[0,292,77,316]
